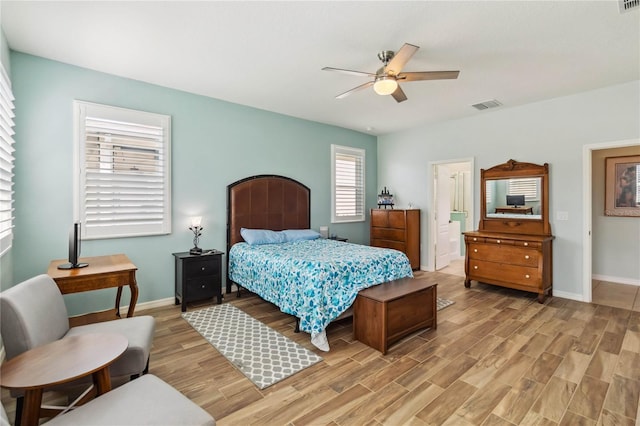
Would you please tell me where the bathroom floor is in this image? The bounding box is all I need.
[592,279,640,311]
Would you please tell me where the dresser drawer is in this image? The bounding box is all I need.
[468,259,540,288]
[465,235,485,244]
[387,211,407,229]
[514,240,541,248]
[371,210,408,229]
[371,239,406,252]
[371,228,405,241]
[468,244,538,267]
[186,258,220,277]
[485,237,514,245]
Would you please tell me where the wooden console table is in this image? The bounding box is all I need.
[494,206,533,215]
[47,254,138,318]
[0,333,127,426]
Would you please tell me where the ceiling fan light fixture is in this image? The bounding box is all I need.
[373,76,398,95]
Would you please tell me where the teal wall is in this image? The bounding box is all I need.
[8,52,377,315]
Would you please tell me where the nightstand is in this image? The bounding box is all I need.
[172,250,223,312]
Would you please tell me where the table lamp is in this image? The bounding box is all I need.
[189,216,203,255]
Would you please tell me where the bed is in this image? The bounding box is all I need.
[226,175,413,350]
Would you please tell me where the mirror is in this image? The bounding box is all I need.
[484,177,542,220]
[479,159,551,235]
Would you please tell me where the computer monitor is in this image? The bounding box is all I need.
[57,222,89,269]
[506,194,525,207]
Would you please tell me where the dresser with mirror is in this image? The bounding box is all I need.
[463,159,554,303]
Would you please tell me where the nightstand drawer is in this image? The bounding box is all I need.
[186,277,217,301]
[186,259,220,277]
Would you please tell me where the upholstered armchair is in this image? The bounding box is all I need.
[0,274,156,424]
[1,374,215,426]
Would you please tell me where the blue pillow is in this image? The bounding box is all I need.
[282,229,321,242]
[240,228,286,245]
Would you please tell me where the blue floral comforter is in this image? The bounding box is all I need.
[228,239,413,336]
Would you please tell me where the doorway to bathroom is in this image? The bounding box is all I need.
[431,158,474,272]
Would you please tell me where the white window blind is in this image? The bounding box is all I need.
[485,181,494,204]
[0,64,15,256]
[331,144,365,223]
[635,165,640,205]
[74,101,171,239]
[507,178,539,201]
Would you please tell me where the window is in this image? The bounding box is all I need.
[507,178,539,201]
[0,64,15,256]
[331,144,365,223]
[74,101,171,239]
[635,164,640,205]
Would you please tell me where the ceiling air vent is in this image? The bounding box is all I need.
[471,99,502,111]
[619,0,639,13]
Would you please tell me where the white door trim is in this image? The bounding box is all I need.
[582,138,639,303]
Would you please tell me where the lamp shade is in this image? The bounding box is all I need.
[190,216,202,228]
[373,77,398,95]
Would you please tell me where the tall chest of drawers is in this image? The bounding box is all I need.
[370,209,420,270]
[464,232,553,303]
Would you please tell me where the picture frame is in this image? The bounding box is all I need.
[605,155,640,217]
[377,187,394,209]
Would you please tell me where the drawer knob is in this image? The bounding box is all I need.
[497,239,501,243]
[525,255,530,259]
[201,284,206,288]
[201,267,206,271]
[474,265,478,269]
[524,242,529,246]
[473,237,477,241]
[525,274,530,279]
[474,249,478,253]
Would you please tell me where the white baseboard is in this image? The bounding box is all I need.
[118,297,175,313]
[592,274,640,287]
[551,289,586,302]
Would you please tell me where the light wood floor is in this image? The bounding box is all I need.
[3,270,640,425]
[441,257,640,312]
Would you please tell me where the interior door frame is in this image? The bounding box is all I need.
[582,138,639,303]
[428,157,475,272]
[435,163,451,270]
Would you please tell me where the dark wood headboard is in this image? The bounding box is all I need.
[226,175,310,254]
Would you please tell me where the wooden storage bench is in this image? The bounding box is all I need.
[353,277,437,354]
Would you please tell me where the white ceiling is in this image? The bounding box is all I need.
[2,1,639,136]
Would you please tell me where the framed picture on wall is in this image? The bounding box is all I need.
[605,155,640,217]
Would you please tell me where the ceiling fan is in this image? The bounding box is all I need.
[322,43,459,103]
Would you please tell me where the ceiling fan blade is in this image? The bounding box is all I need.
[335,81,374,99]
[384,43,419,76]
[322,67,376,78]
[391,85,408,103]
[398,71,460,82]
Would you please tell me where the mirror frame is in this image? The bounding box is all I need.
[479,159,551,236]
